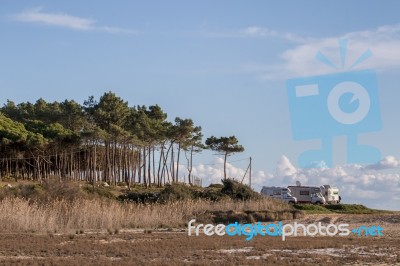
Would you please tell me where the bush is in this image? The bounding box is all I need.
[117,179,263,203]
[42,179,85,201]
[199,187,229,201]
[0,183,45,201]
[83,186,116,200]
[208,183,223,189]
[159,183,194,202]
[118,191,159,203]
[220,179,261,201]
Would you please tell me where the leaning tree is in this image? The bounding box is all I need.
[205,135,244,180]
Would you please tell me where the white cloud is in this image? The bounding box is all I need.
[243,24,400,79]
[239,26,307,43]
[203,26,305,42]
[184,155,400,210]
[275,155,297,177]
[365,156,400,170]
[241,26,277,37]
[12,7,136,34]
[188,157,248,185]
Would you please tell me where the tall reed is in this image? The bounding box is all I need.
[0,197,292,233]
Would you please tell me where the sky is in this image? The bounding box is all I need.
[1,1,400,210]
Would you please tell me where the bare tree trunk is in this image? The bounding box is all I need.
[143,146,147,187]
[188,145,194,185]
[176,142,181,183]
[147,145,151,187]
[138,149,142,184]
[170,145,175,182]
[223,152,228,180]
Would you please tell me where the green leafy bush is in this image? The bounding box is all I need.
[118,191,159,203]
[159,183,194,202]
[220,179,261,201]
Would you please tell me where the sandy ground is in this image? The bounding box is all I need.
[0,213,399,265]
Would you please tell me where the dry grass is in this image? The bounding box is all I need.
[0,197,293,233]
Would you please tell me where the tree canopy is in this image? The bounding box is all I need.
[0,92,245,187]
[205,136,244,180]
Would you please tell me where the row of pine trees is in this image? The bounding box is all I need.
[0,92,244,187]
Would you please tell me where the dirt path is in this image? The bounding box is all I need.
[0,213,398,265]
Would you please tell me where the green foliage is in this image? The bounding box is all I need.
[11,184,45,200]
[118,191,160,203]
[118,180,262,203]
[83,186,116,200]
[205,136,244,179]
[324,204,380,214]
[208,183,224,189]
[220,179,261,200]
[94,92,130,133]
[0,113,29,143]
[200,186,230,201]
[159,183,194,202]
[0,92,206,188]
[205,135,244,154]
[294,204,385,214]
[25,120,76,141]
[293,204,332,214]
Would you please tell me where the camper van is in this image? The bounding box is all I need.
[288,186,326,205]
[261,186,297,204]
[320,185,341,204]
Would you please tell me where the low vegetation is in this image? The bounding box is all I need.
[294,203,389,214]
[0,179,300,233]
[118,179,262,203]
[0,178,390,234]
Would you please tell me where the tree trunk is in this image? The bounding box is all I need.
[223,152,228,180]
[176,142,181,183]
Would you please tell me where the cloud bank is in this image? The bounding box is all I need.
[240,24,400,79]
[184,155,400,210]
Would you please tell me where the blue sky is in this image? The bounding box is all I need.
[1,1,400,209]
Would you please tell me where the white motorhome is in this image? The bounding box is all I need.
[261,186,297,204]
[320,185,341,204]
[287,185,326,205]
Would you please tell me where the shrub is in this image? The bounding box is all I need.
[199,187,229,201]
[83,186,116,200]
[208,183,223,189]
[159,183,194,202]
[118,191,159,203]
[42,179,85,201]
[220,179,261,201]
[0,183,45,201]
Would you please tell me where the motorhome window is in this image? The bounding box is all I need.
[274,191,281,195]
[300,191,310,196]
